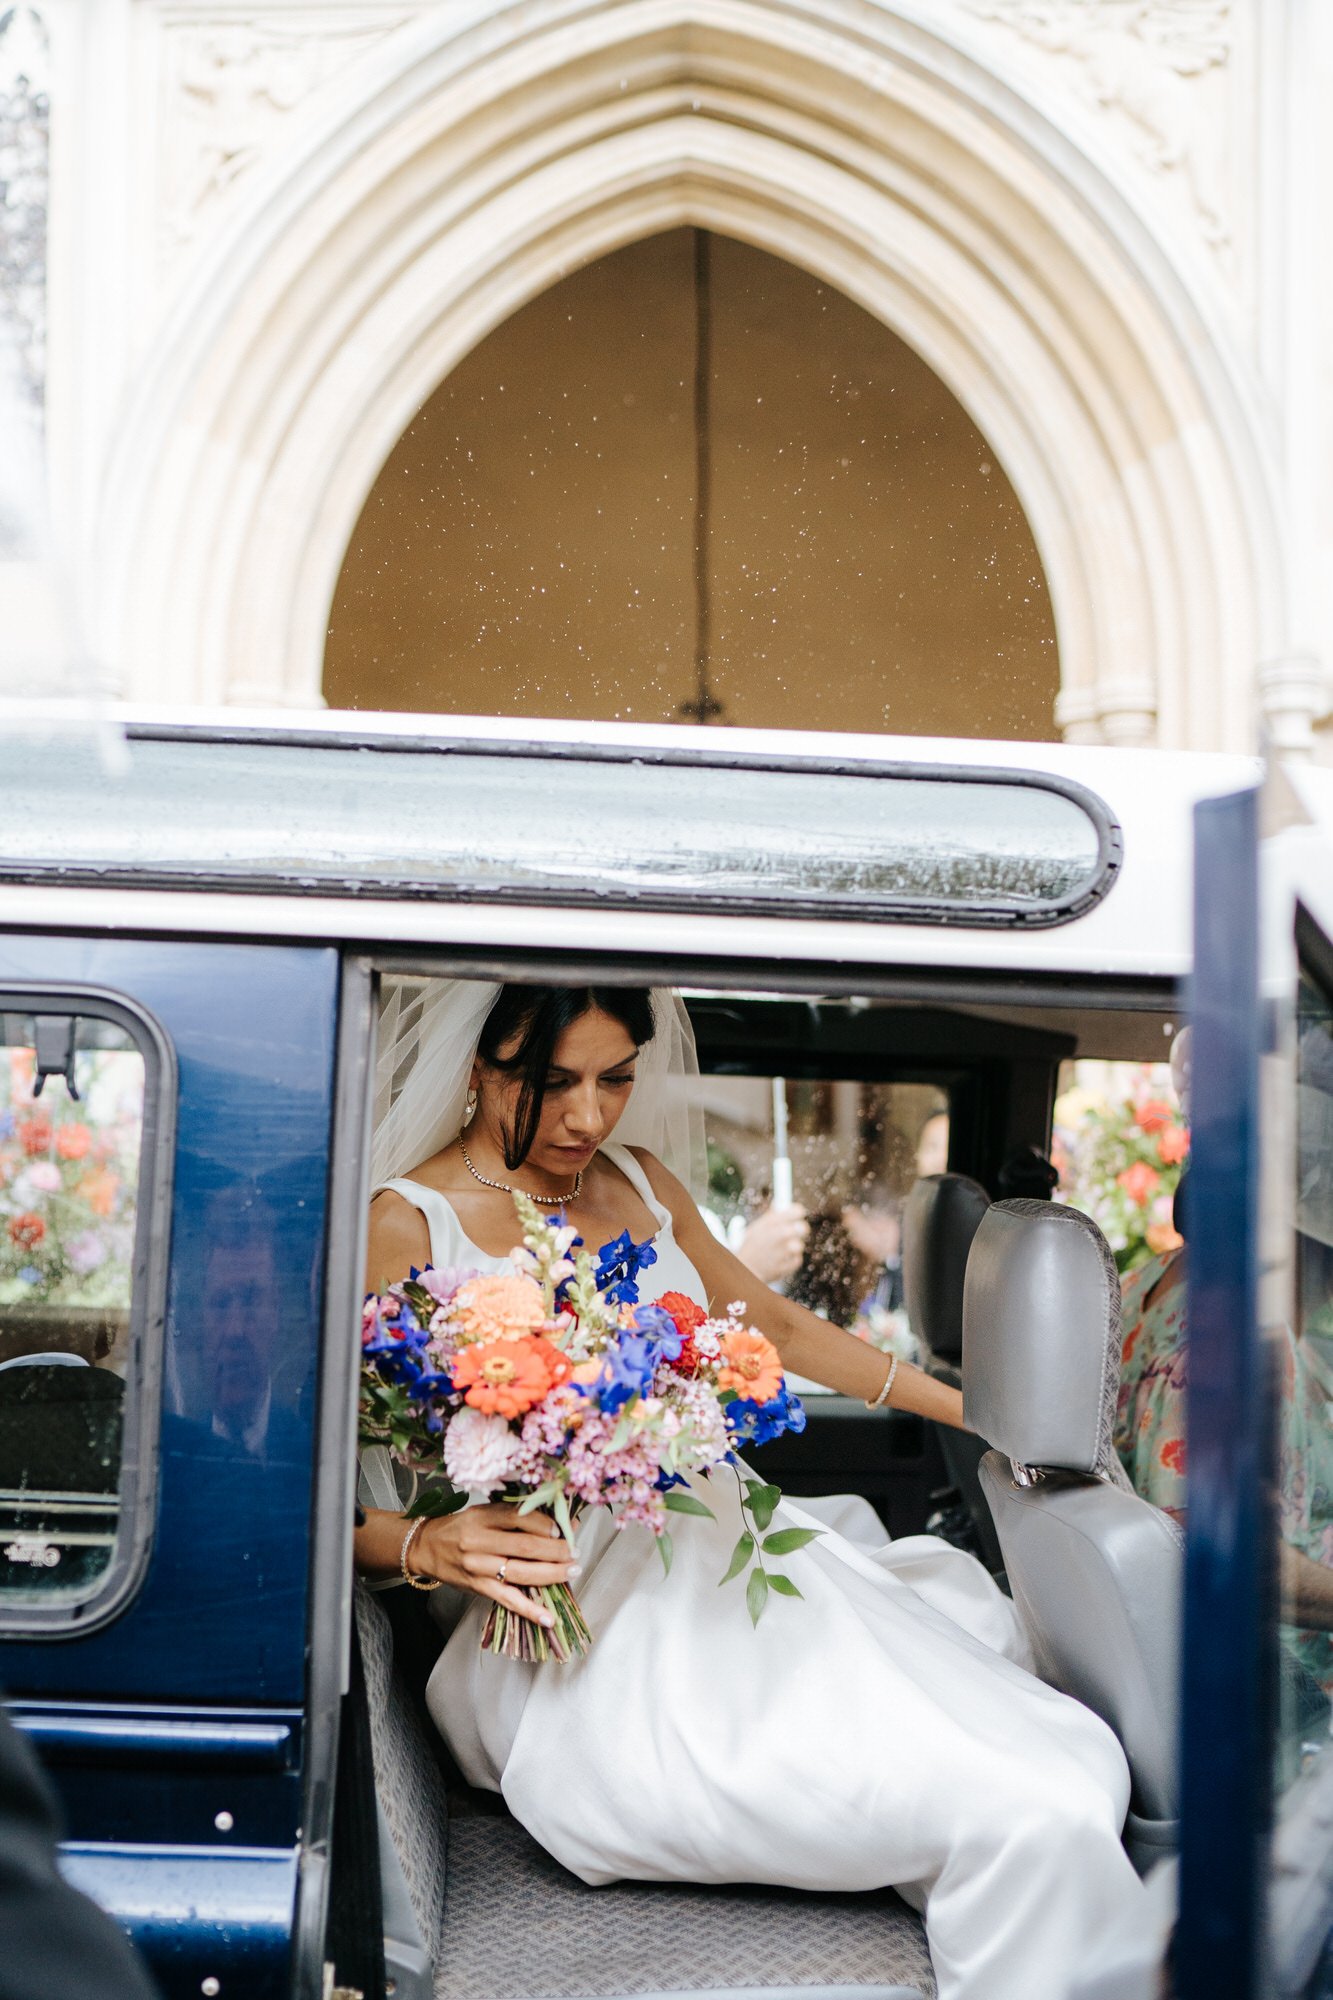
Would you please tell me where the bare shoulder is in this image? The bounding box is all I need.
[366,1187,431,1291]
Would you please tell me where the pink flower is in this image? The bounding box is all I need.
[419,1264,471,1306]
[26,1162,60,1193]
[66,1230,108,1274]
[443,1406,523,1497]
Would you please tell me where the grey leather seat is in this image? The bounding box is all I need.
[900,1174,1003,1573]
[962,1199,1181,1873]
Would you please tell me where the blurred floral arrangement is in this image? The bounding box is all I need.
[0,1046,142,1309]
[1052,1061,1188,1275]
[849,1303,920,1364]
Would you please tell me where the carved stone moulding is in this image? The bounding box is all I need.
[153,4,417,284]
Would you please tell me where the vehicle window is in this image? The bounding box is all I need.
[699,1073,948,1376]
[0,730,1118,928]
[1275,965,1333,1788]
[0,999,168,1624]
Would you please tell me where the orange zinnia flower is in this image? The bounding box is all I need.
[451,1334,570,1418]
[17,1115,52,1157]
[77,1166,120,1218]
[55,1123,92,1161]
[718,1328,784,1405]
[1157,1125,1189,1167]
[1117,1161,1160,1208]
[1134,1099,1173,1135]
[8,1211,45,1249]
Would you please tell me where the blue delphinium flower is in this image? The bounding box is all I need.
[626,1303,683,1365]
[593,1229,658,1305]
[591,1334,661,1413]
[725,1383,807,1448]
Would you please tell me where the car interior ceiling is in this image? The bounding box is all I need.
[349,980,1180,2000]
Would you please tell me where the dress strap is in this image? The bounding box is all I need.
[370,1176,465,1271]
[600,1143,671,1230]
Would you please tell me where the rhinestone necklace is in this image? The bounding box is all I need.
[459,1140,583,1205]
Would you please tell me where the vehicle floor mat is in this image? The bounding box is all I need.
[434,1810,936,2000]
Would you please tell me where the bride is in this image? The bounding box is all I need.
[354,982,1145,2000]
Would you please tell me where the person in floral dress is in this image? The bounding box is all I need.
[1114,1243,1188,1528]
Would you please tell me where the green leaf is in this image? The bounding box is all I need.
[405,1487,467,1520]
[553,1488,575,1544]
[761,1527,824,1556]
[718,1532,755,1586]
[746,1483,782,1532]
[768,1573,803,1599]
[657,1530,674,1577]
[746,1566,770,1627]
[664,1491,715,1520]
[517,1480,561,1514]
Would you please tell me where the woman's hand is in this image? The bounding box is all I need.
[354,1504,579,1629]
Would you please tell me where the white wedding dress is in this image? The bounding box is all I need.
[377,1145,1145,2000]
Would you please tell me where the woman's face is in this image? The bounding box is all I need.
[473,1007,641,1179]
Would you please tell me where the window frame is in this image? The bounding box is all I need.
[0,982,176,1639]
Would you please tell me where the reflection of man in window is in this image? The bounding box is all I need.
[204,1232,279,1454]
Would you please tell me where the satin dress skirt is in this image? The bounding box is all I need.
[428,1472,1145,2000]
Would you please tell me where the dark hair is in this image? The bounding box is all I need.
[996,1146,1059,1203]
[477,985,656,1169]
[786,1213,872,1329]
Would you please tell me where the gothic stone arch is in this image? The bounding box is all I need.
[97,0,1287,751]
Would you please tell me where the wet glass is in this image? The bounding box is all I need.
[1274,968,1333,1790]
[0,1015,143,1601]
[0,731,1115,926]
[698,1073,948,1386]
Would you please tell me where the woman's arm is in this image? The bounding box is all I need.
[357,1191,581,1623]
[365,1190,432,1296]
[1280,1543,1333,1633]
[354,1504,579,1628]
[633,1150,967,1431]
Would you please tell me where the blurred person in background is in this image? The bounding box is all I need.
[701,1138,809,1287]
[914,1108,949,1179]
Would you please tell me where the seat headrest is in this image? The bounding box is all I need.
[901,1173,990,1366]
[963,1199,1122,1475]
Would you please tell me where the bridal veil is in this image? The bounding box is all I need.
[372,977,707,1196]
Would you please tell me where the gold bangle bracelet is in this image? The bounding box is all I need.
[400,1515,441,1591]
[865,1352,899,1412]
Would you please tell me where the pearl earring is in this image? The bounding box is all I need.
[463,1088,478,1127]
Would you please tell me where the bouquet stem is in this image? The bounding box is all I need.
[481,1581,593,1663]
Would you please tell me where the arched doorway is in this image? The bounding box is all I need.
[96,0,1285,752]
[324,229,1058,738]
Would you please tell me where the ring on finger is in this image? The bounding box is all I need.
[495,1559,508,1584]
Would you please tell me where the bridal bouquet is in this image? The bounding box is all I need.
[359,1194,813,1662]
